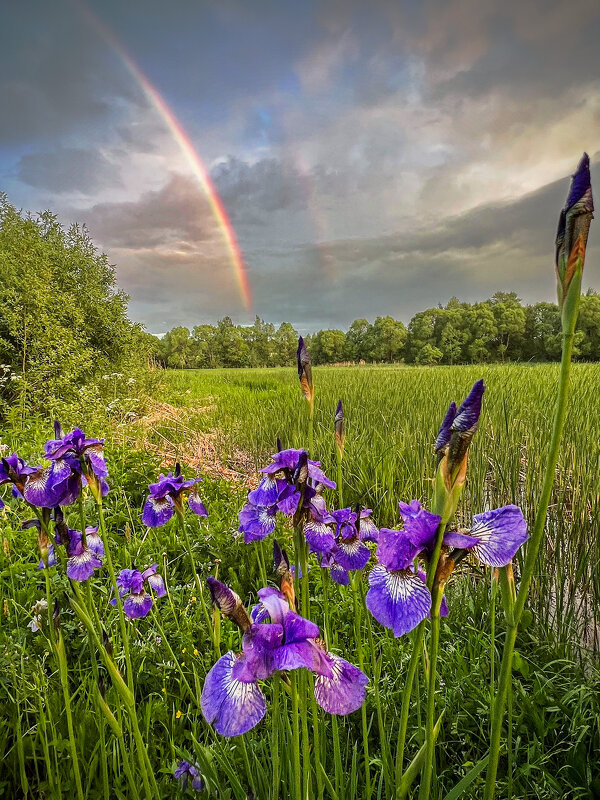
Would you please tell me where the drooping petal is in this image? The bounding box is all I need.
[470,505,529,567]
[142,495,174,528]
[24,465,64,507]
[331,536,371,572]
[85,444,108,478]
[84,527,105,558]
[359,511,379,543]
[238,503,276,542]
[201,651,266,737]
[329,564,350,585]
[366,565,431,637]
[314,653,368,715]
[145,572,166,598]
[304,521,335,556]
[67,547,102,581]
[188,490,208,518]
[123,591,153,619]
[248,476,279,507]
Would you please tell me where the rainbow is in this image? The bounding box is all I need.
[75,1,252,310]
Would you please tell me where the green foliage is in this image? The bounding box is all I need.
[157,289,600,370]
[0,196,156,418]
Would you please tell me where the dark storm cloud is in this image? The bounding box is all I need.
[110,159,598,333]
[17,148,122,193]
[0,2,139,144]
[212,157,311,217]
[84,174,222,248]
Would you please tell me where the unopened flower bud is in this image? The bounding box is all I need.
[207,576,251,631]
[334,399,345,458]
[297,337,314,409]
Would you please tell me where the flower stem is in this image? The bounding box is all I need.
[177,511,216,653]
[484,303,579,799]
[418,588,443,799]
[271,676,281,800]
[55,629,85,800]
[351,572,371,800]
[291,673,302,800]
[395,625,425,790]
[96,498,135,695]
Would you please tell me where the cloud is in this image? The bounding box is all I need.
[16,148,122,193]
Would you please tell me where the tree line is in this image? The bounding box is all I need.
[152,290,600,369]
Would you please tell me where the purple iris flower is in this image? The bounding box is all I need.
[63,527,103,582]
[366,500,528,637]
[174,760,204,792]
[308,505,378,584]
[260,448,336,490]
[201,585,368,737]
[111,564,166,618]
[0,454,39,508]
[238,477,300,543]
[23,423,109,508]
[238,448,335,544]
[142,463,207,527]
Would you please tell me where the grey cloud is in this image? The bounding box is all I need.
[17,148,122,193]
[84,174,222,248]
[212,157,311,216]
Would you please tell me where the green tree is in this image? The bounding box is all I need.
[0,197,142,413]
[369,316,407,362]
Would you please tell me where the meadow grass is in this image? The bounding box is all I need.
[163,363,600,662]
[1,363,599,799]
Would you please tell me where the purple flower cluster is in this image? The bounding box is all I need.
[17,423,110,509]
[111,564,166,618]
[308,506,379,585]
[201,579,367,736]
[238,448,336,544]
[36,512,104,582]
[142,463,207,528]
[366,500,528,637]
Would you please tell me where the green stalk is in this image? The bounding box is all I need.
[418,588,443,799]
[176,510,216,653]
[351,573,371,800]
[95,497,134,694]
[55,630,85,800]
[489,568,497,735]
[291,673,302,800]
[484,294,579,799]
[272,676,281,800]
[395,622,425,788]
[86,584,109,800]
[71,585,158,799]
[151,606,198,706]
[367,612,392,797]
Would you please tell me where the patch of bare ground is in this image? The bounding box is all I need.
[115,400,257,488]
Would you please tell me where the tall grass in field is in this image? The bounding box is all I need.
[163,362,600,662]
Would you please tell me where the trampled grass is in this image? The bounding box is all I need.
[1,363,599,799]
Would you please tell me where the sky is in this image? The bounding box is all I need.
[1,0,599,334]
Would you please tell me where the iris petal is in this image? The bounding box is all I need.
[201,651,266,737]
[314,653,368,715]
[366,565,431,637]
[470,505,529,567]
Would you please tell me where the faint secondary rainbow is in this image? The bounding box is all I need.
[75,1,252,309]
